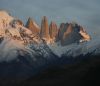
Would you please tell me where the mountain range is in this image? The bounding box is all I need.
[0,10,100,83]
[0,11,90,45]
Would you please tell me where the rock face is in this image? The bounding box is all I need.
[26,18,40,35]
[58,23,69,41]
[12,19,24,26]
[49,21,58,41]
[40,16,50,43]
[0,11,13,37]
[58,23,91,46]
[0,11,13,25]
[79,26,91,42]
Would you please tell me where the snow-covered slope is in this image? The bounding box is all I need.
[49,37,100,57]
[0,35,100,62]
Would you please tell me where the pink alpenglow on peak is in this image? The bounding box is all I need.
[0,10,91,46]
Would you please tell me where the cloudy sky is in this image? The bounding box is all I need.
[0,0,100,38]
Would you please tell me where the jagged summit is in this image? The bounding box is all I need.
[25,17,40,35]
[0,11,91,46]
[58,23,91,45]
[0,10,13,23]
[40,16,50,44]
[0,11,13,37]
[0,11,99,81]
[49,21,58,42]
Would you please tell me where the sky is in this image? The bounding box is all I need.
[0,0,100,38]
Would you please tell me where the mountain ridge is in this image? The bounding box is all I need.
[0,11,91,45]
[0,10,100,84]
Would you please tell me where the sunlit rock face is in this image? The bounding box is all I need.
[11,19,24,26]
[25,17,40,35]
[0,11,34,45]
[0,11,13,25]
[0,10,91,46]
[40,16,50,44]
[0,11,13,37]
[79,26,91,42]
[0,11,97,79]
[0,11,22,38]
[49,21,58,43]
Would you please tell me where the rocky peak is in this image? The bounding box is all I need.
[58,23,69,41]
[57,22,91,46]
[40,16,50,43]
[0,10,91,46]
[49,21,58,40]
[79,26,91,42]
[25,17,40,35]
[0,11,13,37]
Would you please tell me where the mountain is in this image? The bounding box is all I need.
[0,11,13,37]
[49,21,58,43]
[0,10,94,60]
[79,26,91,42]
[0,11,41,45]
[40,16,50,44]
[25,17,40,35]
[0,10,91,46]
[58,23,69,42]
[0,11,92,56]
[0,10,100,85]
[58,23,91,46]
